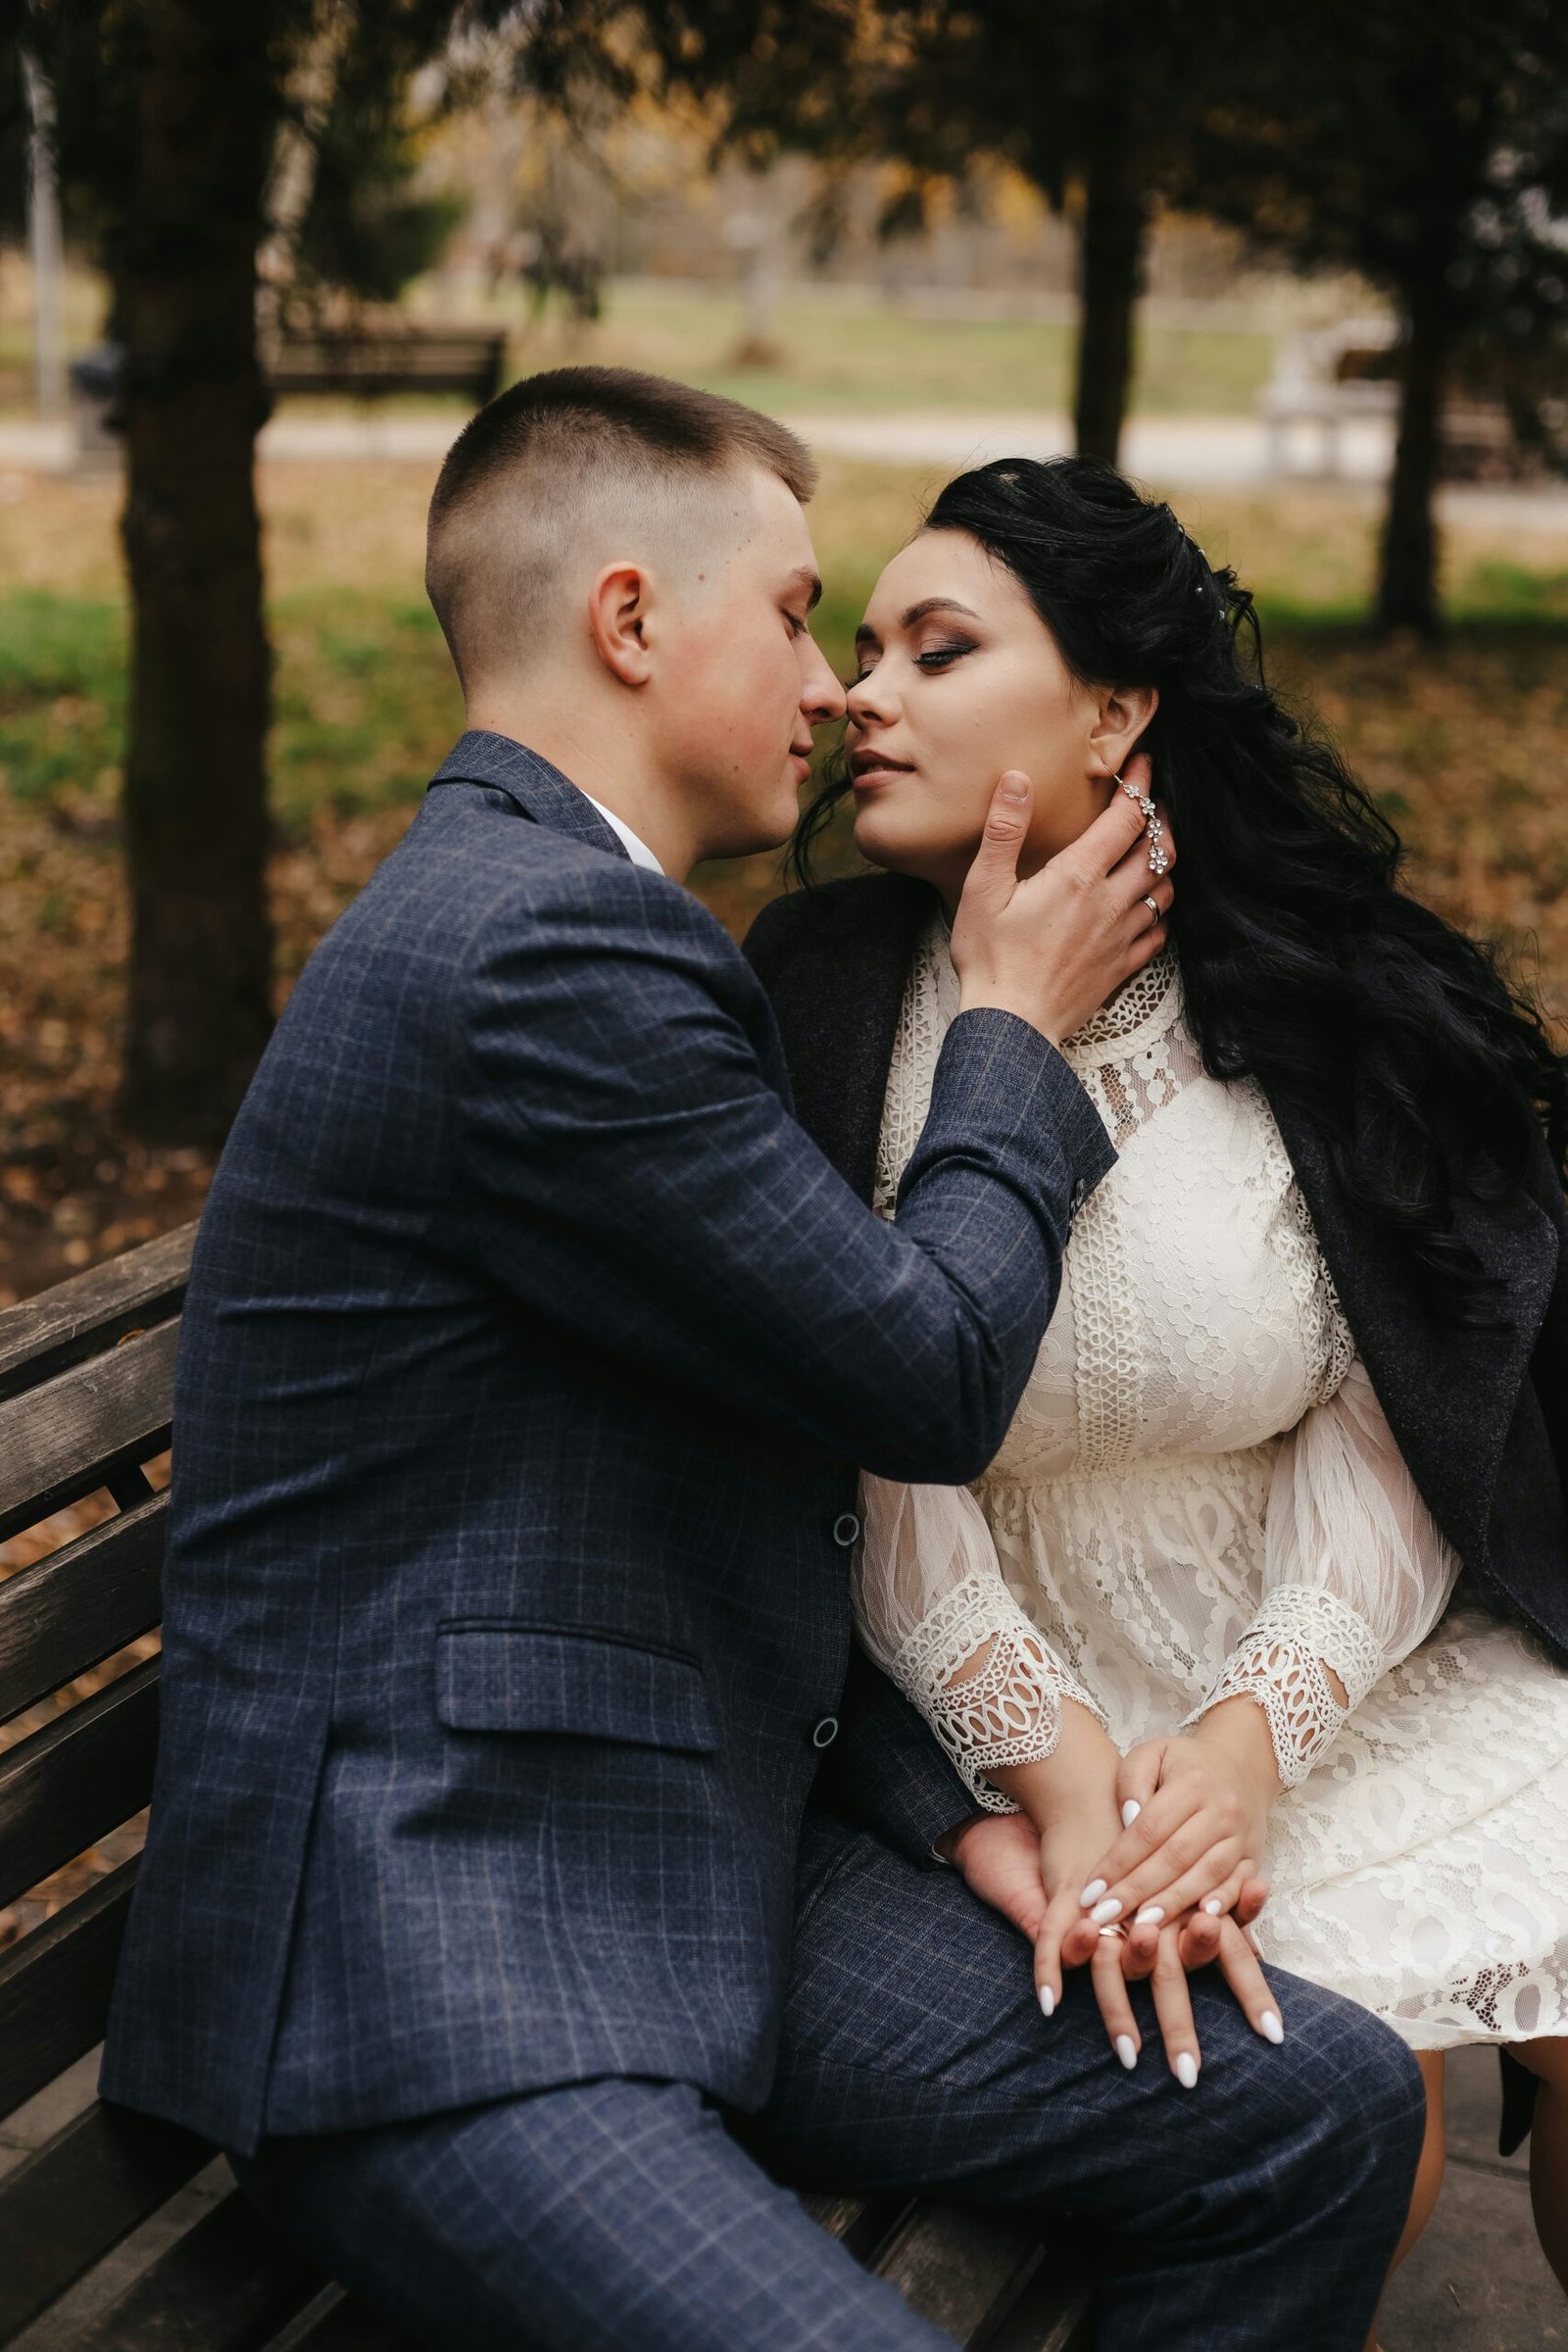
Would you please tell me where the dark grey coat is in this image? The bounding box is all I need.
[746,869,1568,1662]
[746,869,1568,2155]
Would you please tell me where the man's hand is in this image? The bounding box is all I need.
[951,751,1174,1047]
[937,1809,1048,1941]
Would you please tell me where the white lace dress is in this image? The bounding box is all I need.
[857,911,1568,2051]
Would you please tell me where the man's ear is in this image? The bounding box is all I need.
[586,561,656,686]
[1088,682,1159,774]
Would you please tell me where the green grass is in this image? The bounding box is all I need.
[0,591,124,809]
[497,280,1278,416]
[0,589,463,837]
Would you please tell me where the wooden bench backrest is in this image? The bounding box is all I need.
[0,1228,1089,2350]
[0,1226,415,2348]
[269,325,509,403]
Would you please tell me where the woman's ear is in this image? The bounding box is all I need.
[586,562,655,687]
[1088,683,1159,776]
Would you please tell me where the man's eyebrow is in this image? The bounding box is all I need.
[784,564,822,610]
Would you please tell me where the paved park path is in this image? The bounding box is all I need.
[4,410,1568,529]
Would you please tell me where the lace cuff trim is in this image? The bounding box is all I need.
[1182,1585,1386,1788]
[888,1572,1110,1815]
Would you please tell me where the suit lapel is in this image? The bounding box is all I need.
[429,730,633,865]
[1268,1088,1558,1569]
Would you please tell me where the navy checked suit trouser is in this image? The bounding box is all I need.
[233,1818,1425,2351]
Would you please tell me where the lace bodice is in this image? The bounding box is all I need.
[857,913,1460,1801]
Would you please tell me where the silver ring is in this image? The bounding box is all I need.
[1141,894,1159,921]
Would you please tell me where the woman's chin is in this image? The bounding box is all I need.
[852,808,934,880]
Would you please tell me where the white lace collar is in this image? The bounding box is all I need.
[1065,945,1181,1062]
[930,907,1181,1062]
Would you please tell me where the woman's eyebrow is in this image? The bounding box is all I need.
[854,596,982,653]
[901,597,982,627]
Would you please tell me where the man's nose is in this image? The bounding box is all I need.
[799,634,846,727]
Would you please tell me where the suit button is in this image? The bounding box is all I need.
[811,1716,840,1749]
[831,1512,860,1547]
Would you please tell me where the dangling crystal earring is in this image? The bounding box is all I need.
[1114,769,1168,877]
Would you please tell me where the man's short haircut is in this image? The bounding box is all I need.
[425,366,817,689]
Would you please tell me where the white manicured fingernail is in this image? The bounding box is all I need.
[1259,2010,1284,2044]
[1090,1897,1123,1925]
[1080,1880,1107,1906]
[1038,1984,1054,2018]
[1202,1897,1223,1916]
[1121,1799,1142,1828]
[1134,1904,1164,1927]
[1115,2035,1138,2071]
[1175,2053,1200,2089]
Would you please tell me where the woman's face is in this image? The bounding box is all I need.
[845,528,1154,906]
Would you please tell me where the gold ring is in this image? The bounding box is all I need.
[1098,1922,1130,1942]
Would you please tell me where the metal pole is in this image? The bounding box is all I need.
[22,47,67,419]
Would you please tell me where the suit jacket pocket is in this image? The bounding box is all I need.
[434,1621,722,1753]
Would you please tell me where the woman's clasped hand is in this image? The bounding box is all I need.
[942,1698,1283,2086]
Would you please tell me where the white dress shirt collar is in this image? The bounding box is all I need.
[580,791,663,875]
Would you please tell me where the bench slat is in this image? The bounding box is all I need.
[73,2190,327,2352]
[0,1656,159,1911]
[0,1491,165,1724]
[0,1857,134,2115]
[874,2203,1047,2346]
[285,2291,422,2349]
[800,2188,913,2264]
[0,2099,213,2340]
[0,1226,193,1406]
[0,1320,178,1544]
[981,2263,1095,2352]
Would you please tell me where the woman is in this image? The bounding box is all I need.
[745,456,1568,2311]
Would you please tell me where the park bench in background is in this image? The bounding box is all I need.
[1261,316,1520,481]
[71,322,509,462]
[0,1226,1094,2350]
[265,321,509,406]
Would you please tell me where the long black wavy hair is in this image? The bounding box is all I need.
[794,455,1567,1325]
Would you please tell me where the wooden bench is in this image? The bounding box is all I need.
[266,323,509,406]
[1261,318,1524,481]
[0,1226,1094,2349]
[70,325,509,464]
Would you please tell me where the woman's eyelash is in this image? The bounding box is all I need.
[848,638,977,687]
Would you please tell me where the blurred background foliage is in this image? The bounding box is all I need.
[0,0,1566,1299]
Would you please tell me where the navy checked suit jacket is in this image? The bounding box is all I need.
[100,732,1114,2157]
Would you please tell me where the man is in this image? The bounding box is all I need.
[102,368,1423,2348]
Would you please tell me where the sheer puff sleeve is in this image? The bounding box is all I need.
[1185,1353,1462,1786]
[854,1472,1110,1813]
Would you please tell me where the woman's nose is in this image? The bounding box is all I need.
[846,668,894,729]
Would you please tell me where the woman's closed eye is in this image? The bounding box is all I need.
[912,634,978,671]
[848,635,979,688]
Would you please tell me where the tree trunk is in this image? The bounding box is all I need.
[116,0,280,1143]
[1071,6,1151,467]
[1376,271,1448,638]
